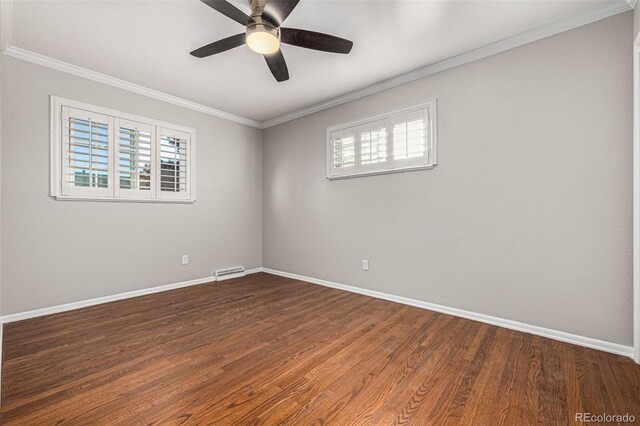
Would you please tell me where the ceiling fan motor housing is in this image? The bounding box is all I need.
[246,17,280,41]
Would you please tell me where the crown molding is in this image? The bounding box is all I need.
[0,0,632,130]
[1,45,263,129]
[260,0,632,128]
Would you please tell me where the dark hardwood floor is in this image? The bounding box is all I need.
[1,272,639,424]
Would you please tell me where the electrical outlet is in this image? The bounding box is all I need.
[182,255,189,265]
[362,259,369,271]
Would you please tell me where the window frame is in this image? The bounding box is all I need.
[50,96,197,203]
[326,99,437,180]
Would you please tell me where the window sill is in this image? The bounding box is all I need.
[54,195,195,204]
[327,163,436,180]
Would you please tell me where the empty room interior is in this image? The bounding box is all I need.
[1,0,640,423]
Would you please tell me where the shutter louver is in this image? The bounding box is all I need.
[117,120,153,196]
[393,118,426,160]
[68,119,109,188]
[62,107,112,196]
[333,134,355,169]
[159,128,190,199]
[360,122,387,165]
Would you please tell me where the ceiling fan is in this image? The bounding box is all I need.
[190,0,354,82]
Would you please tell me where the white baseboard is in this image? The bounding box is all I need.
[261,268,634,358]
[0,268,262,324]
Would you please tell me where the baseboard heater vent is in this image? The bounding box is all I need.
[215,266,246,281]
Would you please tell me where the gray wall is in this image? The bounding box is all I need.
[262,13,633,345]
[1,56,263,315]
[634,4,639,41]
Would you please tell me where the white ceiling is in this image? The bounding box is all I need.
[9,0,628,123]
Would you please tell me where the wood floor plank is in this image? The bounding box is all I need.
[2,272,639,425]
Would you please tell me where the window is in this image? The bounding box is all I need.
[326,100,436,179]
[51,97,196,202]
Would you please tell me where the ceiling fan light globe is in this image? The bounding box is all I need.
[246,22,281,55]
[247,31,280,55]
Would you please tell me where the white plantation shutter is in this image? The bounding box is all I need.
[116,119,155,199]
[358,119,388,171]
[326,101,436,179]
[52,97,196,202]
[61,107,113,197]
[329,128,356,176]
[391,109,429,167]
[158,128,191,200]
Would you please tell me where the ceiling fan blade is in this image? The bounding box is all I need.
[261,0,300,26]
[190,33,246,58]
[200,0,250,26]
[280,28,353,54]
[264,50,289,82]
